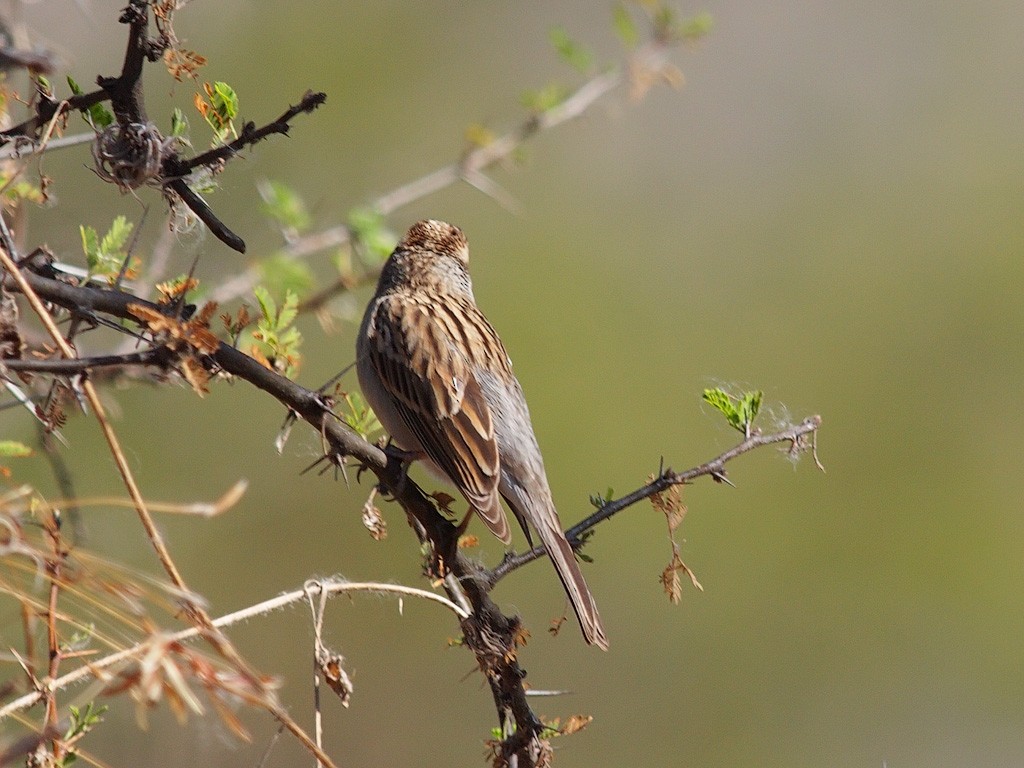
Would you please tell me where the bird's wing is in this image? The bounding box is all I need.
[366,295,509,542]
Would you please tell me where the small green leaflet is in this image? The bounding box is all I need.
[0,441,32,457]
[702,387,763,435]
[66,76,114,128]
[612,3,639,49]
[549,26,594,72]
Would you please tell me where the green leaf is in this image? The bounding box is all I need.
[549,26,594,72]
[253,285,276,324]
[259,254,314,298]
[199,80,239,143]
[341,391,381,438]
[276,290,299,329]
[82,216,134,279]
[261,180,311,233]
[346,207,397,264]
[702,387,736,418]
[679,11,714,41]
[2,179,42,205]
[0,441,32,457]
[612,3,639,49]
[64,701,107,740]
[62,625,96,654]
[702,387,763,434]
[170,107,189,138]
[588,486,615,509]
[80,225,100,270]
[250,286,302,377]
[736,390,762,427]
[67,75,114,129]
[91,103,114,128]
[539,722,561,739]
[209,81,238,120]
[519,81,568,113]
[100,215,132,255]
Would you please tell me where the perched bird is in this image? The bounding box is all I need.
[356,220,608,650]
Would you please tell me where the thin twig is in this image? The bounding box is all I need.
[0,578,468,720]
[42,513,64,762]
[0,252,193,593]
[170,91,326,175]
[0,248,274,729]
[0,99,69,207]
[489,416,824,584]
[10,479,249,518]
[207,57,628,306]
[0,132,96,161]
[305,582,330,768]
[2,348,163,373]
[159,92,324,255]
[167,179,247,253]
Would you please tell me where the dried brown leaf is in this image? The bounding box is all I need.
[130,301,217,352]
[221,304,252,337]
[184,323,219,355]
[560,714,593,736]
[195,301,218,325]
[547,613,567,639]
[155,277,199,303]
[650,482,686,533]
[247,345,273,371]
[429,491,457,513]
[163,48,207,81]
[361,501,387,540]
[317,649,353,707]
[511,625,530,654]
[182,302,221,354]
[180,356,210,397]
[661,550,703,604]
[661,557,683,604]
[128,303,182,336]
[208,692,251,741]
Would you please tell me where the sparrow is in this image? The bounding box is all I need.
[356,220,608,649]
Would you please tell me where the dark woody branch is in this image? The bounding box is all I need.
[3,266,545,762]
[160,91,326,254]
[4,265,822,766]
[168,91,327,175]
[2,347,165,374]
[0,0,155,141]
[488,416,824,586]
[96,0,157,126]
[0,1,324,255]
[164,180,247,254]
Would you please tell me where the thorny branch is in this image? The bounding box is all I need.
[208,40,665,307]
[489,416,824,585]
[0,6,783,766]
[170,91,327,175]
[0,578,468,721]
[2,347,166,373]
[0,1,324,254]
[1,252,336,768]
[3,267,823,766]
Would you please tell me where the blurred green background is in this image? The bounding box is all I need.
[5,1,1024,766]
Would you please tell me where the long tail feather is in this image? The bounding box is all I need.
[532,501,609,650]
